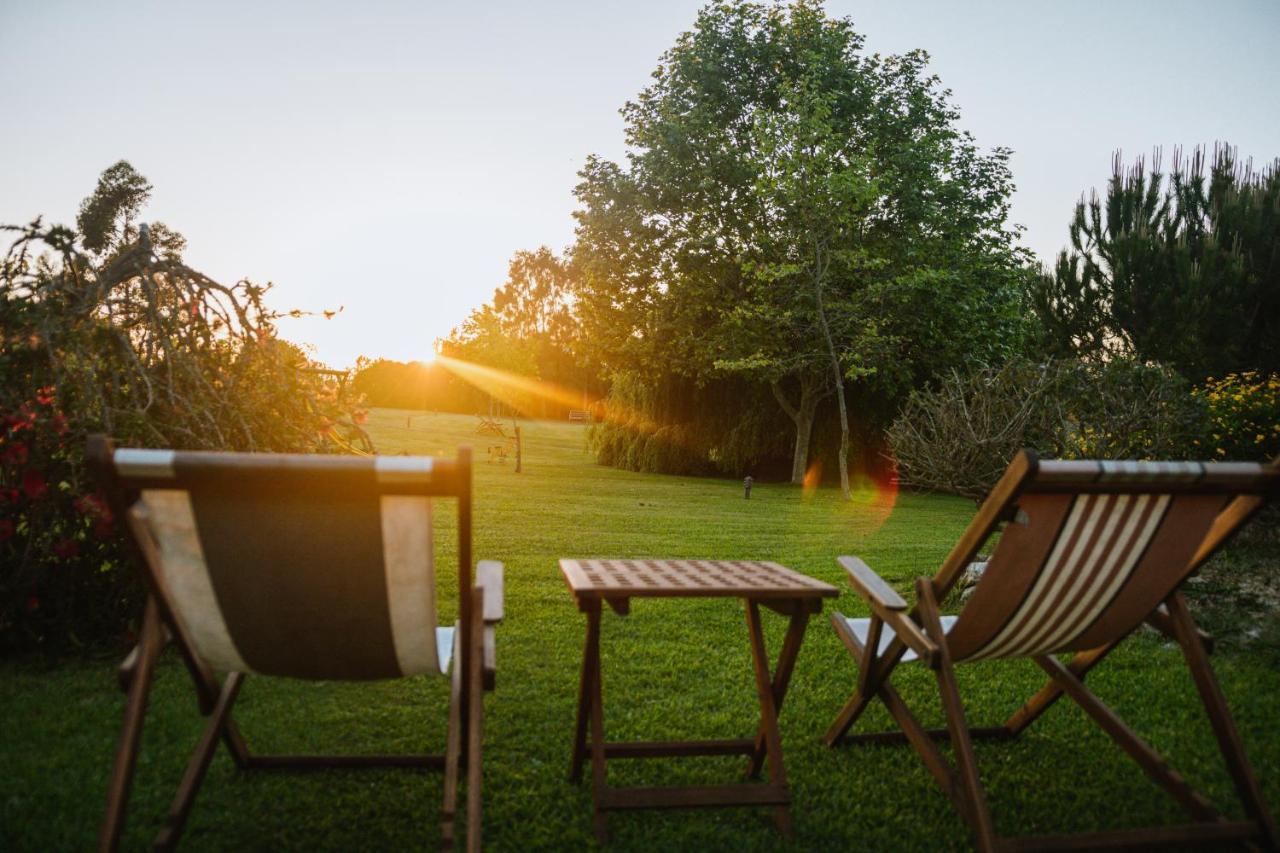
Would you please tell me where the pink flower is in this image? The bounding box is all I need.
[53,538,79,559]
[6,410,33,433]
[4,442,29,466]
[0,519,13,541]
[75,493,115,537]
[22,469,47,500]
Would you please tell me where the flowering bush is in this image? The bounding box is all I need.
[0,386,131,649]
[1,163,357,652]
[1193,372,1280,461]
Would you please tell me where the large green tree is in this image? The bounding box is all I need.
[573,0,1030,486]
[1031,145,1280,380]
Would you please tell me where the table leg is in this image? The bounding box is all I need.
[586,601,609,841]
[748,606,809,779]
[569,601,600,783]
[745,600,792,835]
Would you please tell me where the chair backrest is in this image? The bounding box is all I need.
[944,456,1278,663]
[94,440,472,681]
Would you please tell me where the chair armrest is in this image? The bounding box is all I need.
[838,556,907,611]
[476,560,504,623]
[837,556,938,666]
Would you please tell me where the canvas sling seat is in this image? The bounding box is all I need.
[825,451,1279,852]
[88,436,502,852]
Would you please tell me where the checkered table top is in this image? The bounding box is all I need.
[560,558,839,601]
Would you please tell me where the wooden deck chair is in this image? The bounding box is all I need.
[825,450,1279,851]
[86,436,504,852]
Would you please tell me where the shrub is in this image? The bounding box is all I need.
[1,167,352,652]
[888,359,1208,499]
[1193,372,1280,461]
[1055,359,1208,461]
[637,426,706,476]
[0,386,131,648]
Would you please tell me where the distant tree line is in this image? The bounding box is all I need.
[355,247,603,419]
[352,359,472,413]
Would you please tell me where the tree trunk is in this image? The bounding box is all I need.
[814,269,852,500]
[770,376,824,485]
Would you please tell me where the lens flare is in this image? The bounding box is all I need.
[799,455,899,533]
[802,461,823,499]
[432,353,663,433]
[433,354,585,417]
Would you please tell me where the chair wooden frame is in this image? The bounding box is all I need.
[87,436,503,852]
[824,451,1279,852]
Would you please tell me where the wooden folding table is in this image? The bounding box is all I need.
[560,558,839,840]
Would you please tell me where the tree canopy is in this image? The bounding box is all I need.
[1030,145,1280,381]
[572,0,1031,486]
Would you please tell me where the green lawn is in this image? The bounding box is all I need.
[3,410,1278,851]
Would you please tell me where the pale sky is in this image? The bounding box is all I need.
[3,1,1277,368]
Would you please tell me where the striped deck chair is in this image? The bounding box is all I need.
[87,436,504,852]
[824,451,1279,852]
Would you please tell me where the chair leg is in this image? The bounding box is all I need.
[918,580,998,853]
[152,673,245,851]
[466,588,484,853]
[824,611,898,746]
[824,608,970,814]
[99,596,164,853]
[1165,593,1278,850]
[441,623,463,851]
[1033,653,1220,822]
[824,686,876,747]
[1003,640,1119,736]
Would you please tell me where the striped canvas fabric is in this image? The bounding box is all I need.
[120,449,452,681]
[946,489,1229,663]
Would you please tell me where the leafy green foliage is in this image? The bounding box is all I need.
[572,1,1032,479]
[586,369,796,478]
[1030,145,1280,380]
[75,160,152,257]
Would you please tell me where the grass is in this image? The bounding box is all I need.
[3,409,1278,851]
